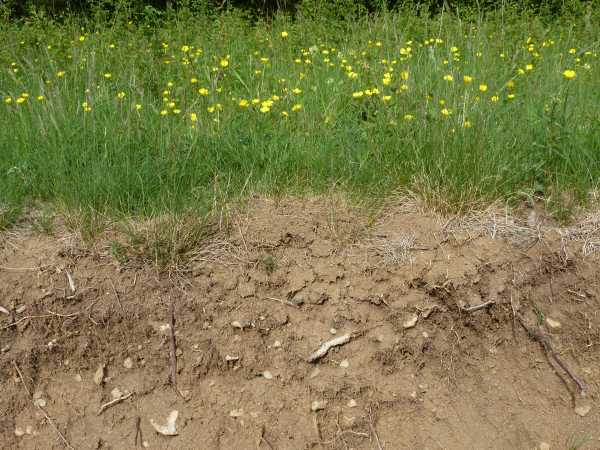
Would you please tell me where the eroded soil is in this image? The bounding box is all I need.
[1,197,599,450]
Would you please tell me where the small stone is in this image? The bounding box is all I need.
[329,328,337,335]
[225,355,239,362]
[311,400,327,412]
[93,364,105,385]
[111,387,123,399]
[272,340,282,348]
[545,318,561,330]
[25,426,33,435]
[33,391,43,400]
[410,391,418,400]
[418,384,428,393]
[176,348,183,357]
[74,374,82,382]
[137,345,142,350]
[15,427,25,437]
[422,332,429,338]
[538,443,551,450]
[229,409,244,418]
[123,357,134,369]
[33,398,46,408]
[403,315,418,329]
[575,404,591,417]
[231,321,245,330]
[347,399,357,408]
[263,371,273,380]
[1,344,10,353]
[339,359,349,369]
[142,441,149,448]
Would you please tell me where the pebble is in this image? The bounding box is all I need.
[329,328,337,335]
[229,409,244,417]
[347,399,357,408]
[311,400,327,412]
[74,374,82,382]
[575,404,591,417]
[545,318,561,330]
[123,357,134,369]
[422,332,429,338]
[1,344,10,353]
[272,340,282,348]
[111,387,123,399]
[143,441,149,448]
[403,315,418,329]
[34,398,46,407]
[263,371,273,380]
[25,426,33,435]
[339,359,349,369]
[14,427,25,437]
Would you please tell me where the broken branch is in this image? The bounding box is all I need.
[307,334,352,363]
[517,315,587,398]
[462,300,495,313]
[97,392,133,415]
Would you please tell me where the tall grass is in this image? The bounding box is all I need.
[0,8,599,226]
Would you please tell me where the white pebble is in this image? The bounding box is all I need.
[123,357,134,369]
[263,371,273,380]
[14,427,25,437]
[339,359,349,368]
[311,400,327,412]
[347,399,357,408]
[272,340,282,348]
[329,328,337,335]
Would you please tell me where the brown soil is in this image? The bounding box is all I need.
[1,197,600,450]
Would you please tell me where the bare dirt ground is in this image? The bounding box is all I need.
[1,196,600,450]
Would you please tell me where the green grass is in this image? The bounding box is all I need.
[0,8,599,226]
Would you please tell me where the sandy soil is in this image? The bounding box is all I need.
[1,197,599,450]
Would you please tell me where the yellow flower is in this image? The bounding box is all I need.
[399,84,409,92]
[292,88,302,95]
[281,31,289,38]
[568,48,576,54]
[82,101,91,112]
[135,104,142,110]
[507,94,515,100]
[198,88,209,96]
[281,111,289,117]
[160,110,168,116]
[16,97,26,104]
[443,74,454,82]
[168,102,176,109]
[463,75,473,84]
[239,99,249,107]
[525,64,533,71]
[191,78,198,84]
[117,91,126,99]
[219,58,229,68]
[104,73,112,79]
[4,97,12,104]
[491,95,499,102]
[181,45,190,53]
[400,71,409,81]
[190,112,198,122]
[382,95,392,102]
[479,84,488,93]
[260,105,270,113]
[562,69,576,80]
[506,80,515,89]
[352,91,364,98]
[291,104,302,112]
[37,95,45,101]
[441,108,451,116]
[403,114,414,121]
[463,120,472,128]
[57,71,65,77]
[173,109,181,115]
[79,35,85,42]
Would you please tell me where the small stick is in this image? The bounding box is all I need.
[368,407,383,450]
[307,334,352,363]
[109,279,124,310]
[517,315,587,398]
[65,270,76,293]
[13,362,74,450]
[169,298,178,388]
[462,300,495,313]
[263,296,299,308]
[0,265,49,271]
[2,314,54,330]
[258,424,274,450]
[97,392,133,415]
[134,416,143,447]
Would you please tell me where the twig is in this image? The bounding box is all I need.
[13,361,74,450]
[461,300,495,313]
[109,279,124,310]
[517,315,587,398]
[0,265,49,271]
[1,314,54,330]
[169,298,178,389]
[97,392,133,415]
[134,416,143,447]
[258,424,274,450]
[263,296,299,308]
[65,270,76,293]
[367,407,383,450]
[307,334,352,363]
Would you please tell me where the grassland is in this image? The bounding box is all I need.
[0,8,599,228]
